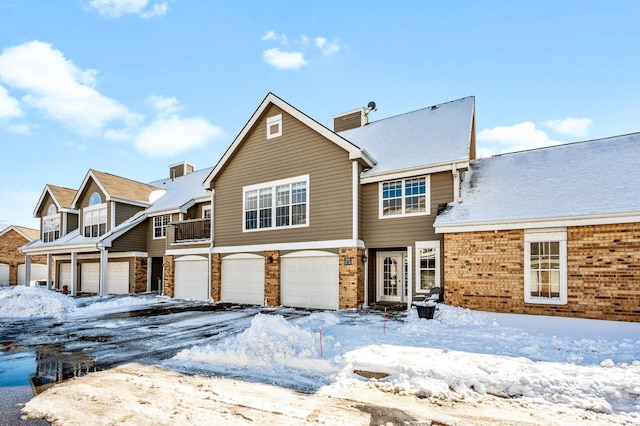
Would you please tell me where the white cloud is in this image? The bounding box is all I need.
[477,121,563,157]
[0,40,139,137]
[315,37,340,55]
[6,124,30,135]
[134,115,224,157]
[0,84,21,118]
[263,48,306,70]
[261,30,288,45]
[543,117,592,137]
[64,141,87,153]
[88,0,168,19]
[147,95,181,116]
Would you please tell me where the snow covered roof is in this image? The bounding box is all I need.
[147,167,213,215]
[339,96,475,177]
[435,132,640,231]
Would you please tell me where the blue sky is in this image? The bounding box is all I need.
[1,1,639,229]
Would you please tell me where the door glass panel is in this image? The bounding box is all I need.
[383,256,399,297]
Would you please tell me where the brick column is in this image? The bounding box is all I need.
[264,251,280,306]
[339,248,365,309]
[163,255,174,298]
[133,257,148,293]
[211,253,221,301]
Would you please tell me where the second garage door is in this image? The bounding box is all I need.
[174,256,209,301]
[221,254,264,305]
[81,263,100,294]
[108,262,130,294]
[0,263,9,285]
[281,251,339,310]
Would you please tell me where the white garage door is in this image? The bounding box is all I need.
[281,251,339,310]
[0,263,9,285]
[18,264,48,286]
[59,263,71,289]
[108,262,130,295]
[221,254,264,305]
[81,263,100,294]
[174,256,209,301]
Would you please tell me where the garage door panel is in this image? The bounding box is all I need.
[59,264,71,288]
[281,255,338,310]
[18,264,48,286]
[174,258,209,301]
[108,262,129,295]
[0,264,8,285]
[221,257,264,305]
[81,263,99,294]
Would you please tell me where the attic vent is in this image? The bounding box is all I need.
[169,161,195,180]
[333,108,366,132]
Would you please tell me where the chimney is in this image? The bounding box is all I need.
[332,101,376,132]
[169,161,195,180]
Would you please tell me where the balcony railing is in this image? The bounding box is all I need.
[173,218,211,242]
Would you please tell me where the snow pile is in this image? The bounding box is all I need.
[0,286,77,319]
[174,313,320,369]
[70,294,166,318]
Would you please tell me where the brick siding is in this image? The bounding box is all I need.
[133,257,147,293]
[162,255,174,298]
[338,248,366,309]
[264,251,280,306]
[0,229,46,285]
[444,223,640,322]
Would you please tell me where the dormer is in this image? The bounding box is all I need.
[33,184,79,242]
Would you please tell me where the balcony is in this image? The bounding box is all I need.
[173,218,211,242]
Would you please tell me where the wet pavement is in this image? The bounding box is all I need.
[0,297,270,424]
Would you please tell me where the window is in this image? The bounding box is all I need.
[89,192,102,205]
[154,215,172,238]
[83,203,107,237]
[415,241,440,292]
[266,114,282,139]
[380,176,429,218]
[243,175,308,231]
[202,206,211,219]
[43,204,60,242]
[524,230,567,305]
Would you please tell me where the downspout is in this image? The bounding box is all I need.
[208,189,215,301]
[406,245,412,311]
[99,245,108,297]
[452,164,461,203]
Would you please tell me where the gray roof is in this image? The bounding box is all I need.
[147,167,213,215]
[435,132,640,227]
[339,96,475,175]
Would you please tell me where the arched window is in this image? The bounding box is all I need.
[46,203,57,215]
[89,192,102,206]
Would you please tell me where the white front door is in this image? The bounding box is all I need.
[377,251,407,302]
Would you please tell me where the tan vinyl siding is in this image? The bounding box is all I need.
[110,222,147,252]
[212,105,353,246]
[66,213,79,233]
[363,171,454,247]
[186,202,210,220]
[37,193,55,217]
[333,111,363,132]
[114,203,143,226]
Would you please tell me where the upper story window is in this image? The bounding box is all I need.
[379,176,429,218]
[43,203,60,242]
[243,175,308,232]
[266,114,282,139]
[524,230,567,305]
[154,215,172,239]
[202,206,211,219]
[83,203,107,238]
[89,192,102,205]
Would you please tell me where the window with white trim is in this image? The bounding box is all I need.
[415,241,440,292]
[202,206,211,219]
[524,230,567,304]
[380,176,429,218]
[43,203,60,242]
[266,114,282,139]
[153,215,172,238]
[243,175,308,231]
[83,203,107,237]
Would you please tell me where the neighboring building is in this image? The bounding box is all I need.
[434,133,640,322]
[185,92,476,309]
[20,163,212,297]
[0,225,47,285]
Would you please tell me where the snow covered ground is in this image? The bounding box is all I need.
[1,286,639,425]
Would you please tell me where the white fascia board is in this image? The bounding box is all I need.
[204,93,375,188]
[21,243,99,256]
[212,239,365,254]
[435,212,640,234]
[147,208,181,217]
[192,195,210,204]
[361,159,469,184]
[109,197,151,208]
[54,252,148,260]
[71,170,109,208]
[165,247,211,256]
[33,186,56,218]
[180,199,196,213]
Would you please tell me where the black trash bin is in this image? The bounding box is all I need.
[416,304,436,319]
